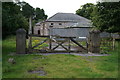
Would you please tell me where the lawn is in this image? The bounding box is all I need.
[2,36,119,78]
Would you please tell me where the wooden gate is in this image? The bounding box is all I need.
[16,28,119,54]
[27,34,88,53]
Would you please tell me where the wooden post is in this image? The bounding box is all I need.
[43,21,45,36]
[113,38,115,50]
[28,16,32,49]
[16,28,26,54]
[88,30,100,53]
[29,16,32,34]
[49,36,52,50]
[49,27,52,50]
[86,37,89,49]
[68,38,71,53]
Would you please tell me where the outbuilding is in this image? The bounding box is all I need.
[34,13,93,37]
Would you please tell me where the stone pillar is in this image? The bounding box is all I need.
[16,28,26,54]
[88,30,100,53]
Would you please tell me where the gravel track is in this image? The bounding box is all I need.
[36,53,110,56]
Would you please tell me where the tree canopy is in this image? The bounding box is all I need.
[2,1,48,39]
[76,2,120,33]
[2,2,28,39]
[91,2,120,33]
[35,8,48,22]
[76,3,95,19]
[21,2,35,18]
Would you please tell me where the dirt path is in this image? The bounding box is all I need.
[36,53,110,56]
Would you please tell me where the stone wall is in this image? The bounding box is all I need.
[34,23,49,35]
[34,21,78,35]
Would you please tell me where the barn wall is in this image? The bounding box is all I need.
[50,28,91,37]
[50,28,77,37]
[45,22,77,28]
[34,21,92,37]
[34,25,40,34]
[75,28,91,37]
[34,23,49,35]
[34,21,78,35]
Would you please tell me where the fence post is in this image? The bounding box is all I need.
[88,30,100,53]
[16,28,26,54]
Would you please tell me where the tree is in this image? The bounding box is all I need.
[18,2,47,23]
[91,2,120,33]
[2,2,28,39]
[76,3,95,19]
[21,2,35,18]
[35,8,47,22]
[2,1,48,38]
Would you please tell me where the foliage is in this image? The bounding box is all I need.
[21,2,35,18]
[91,2,120,33]
[2,2,28,39]
[2,36,119,78]
[76,2,120,33]
[2,1,48,39]
[35,8,48,22]
[76,3,95,19]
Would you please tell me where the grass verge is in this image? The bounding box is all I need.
[2,36,119,78]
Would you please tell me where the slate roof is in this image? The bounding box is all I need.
[46,13,92,27]
[46,13,90,22]
[35,21,45,26]
[35,22,41,26]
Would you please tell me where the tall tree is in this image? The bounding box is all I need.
[2,2,28,39]
[91,2,120,33]
[35,8,47,22]
[2,1,48,38]
[21,2,35,18]
[76,3,95,19]
[18,2,47,23]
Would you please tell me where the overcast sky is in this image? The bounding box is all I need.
[22,0,97,18]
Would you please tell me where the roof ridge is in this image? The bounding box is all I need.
[46,13,91,22]
[46,13,59,21]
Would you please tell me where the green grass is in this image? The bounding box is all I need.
[2,36,119,78]
[26,37,49,49]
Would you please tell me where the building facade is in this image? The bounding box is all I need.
[34,13,92,37]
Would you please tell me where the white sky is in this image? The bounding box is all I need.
[22,0,97,18]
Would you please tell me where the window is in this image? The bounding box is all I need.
[59,23,62,25]
[50,23,54,27]
[51,23,54,25]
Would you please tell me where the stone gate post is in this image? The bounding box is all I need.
[88,30,100,53]
[16,28,26,54]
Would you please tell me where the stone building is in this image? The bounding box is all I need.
[34,13,92,37]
